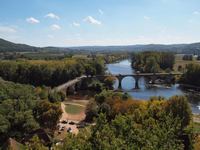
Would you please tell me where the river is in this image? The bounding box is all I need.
[68,59,200,114]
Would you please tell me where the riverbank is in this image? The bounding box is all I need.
[179,83,200,90]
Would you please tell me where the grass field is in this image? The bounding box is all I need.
[174,54,200,72]
[65,104,84,114]
[185,123,200,134]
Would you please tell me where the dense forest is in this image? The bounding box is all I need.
[179,62,200,87]
[0,79,64,146]
[131,51,175,73]
[25,90,194,149]
[0,57,105,87]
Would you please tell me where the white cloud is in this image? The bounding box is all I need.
[144,16,150,20]
[26,17,39,23]
[161,30,165,33]
[114,39,121,42]
[83,16,101,24]
[76,34,80,36]
[190,20,194,23]
[73,22,80,26]
[51,24,60,30]
[44,13,60,19]
[0,25,16,32]
[89,34,92,36]
[194,11,199,15]
[47,35,53,38]
[139,35,144,38]
[99,9,104,13]
[75,37,83,40]
[167,36,172,38]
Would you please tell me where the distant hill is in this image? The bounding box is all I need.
[67,44,187,52]
[1,38,200,54]
[0,38,44,53]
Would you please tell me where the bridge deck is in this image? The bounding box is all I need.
[96,73,182,77]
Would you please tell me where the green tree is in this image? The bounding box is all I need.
[85,100,99,120]
[178,65,182,71]
[26,134,48,150]
[39,100,62,129]
[99,103,111,117]
[163,95,192,129]
[57,91,66,101]
[103,76,117,89]
[165,68,171,73]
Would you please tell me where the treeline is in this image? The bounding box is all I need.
[101,52,130,63]
[3,52,73,60]
[0,79,63,146]
[182,54,193,61]
[179,62,200,86]
[0,57,105,87]
[131,51,175,73]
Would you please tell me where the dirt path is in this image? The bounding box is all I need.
[63,102,87,107]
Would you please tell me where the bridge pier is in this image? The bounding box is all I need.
[117,76,123,88]
[166,75,173,83]
[150,75,158,84]
[134,76,140,87]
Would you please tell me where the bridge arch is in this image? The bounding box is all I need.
[120,76,136,89]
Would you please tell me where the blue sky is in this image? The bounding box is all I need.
[0,0,200,47]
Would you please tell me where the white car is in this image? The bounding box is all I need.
[68,127,72,132]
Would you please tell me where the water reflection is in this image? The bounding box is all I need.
[69,59,200,114]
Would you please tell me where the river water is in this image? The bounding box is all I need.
[68,59,200,114]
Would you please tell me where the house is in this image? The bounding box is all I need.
[1,138,25,150]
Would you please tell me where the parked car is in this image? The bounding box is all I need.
[62,120,68,124]
[68,127,72,132]
[58,125,60,129]
[61,126,66,131]
[69,121,76,125]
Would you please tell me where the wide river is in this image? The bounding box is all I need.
[68,59,200,114]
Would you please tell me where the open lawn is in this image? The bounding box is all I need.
[186,123,200,134]
[174,54,200,72]
[65,104,84,114]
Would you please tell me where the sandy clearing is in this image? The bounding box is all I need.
[58,102,86,135]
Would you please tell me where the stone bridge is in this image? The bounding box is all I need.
[55,76,86,95]
[96,73,183,88]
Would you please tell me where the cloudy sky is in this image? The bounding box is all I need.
[0,0,200,47]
